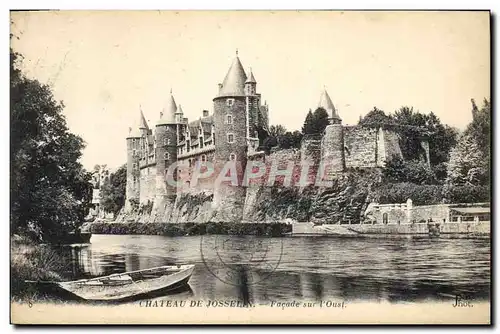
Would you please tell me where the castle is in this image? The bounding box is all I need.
[124,52,429,222]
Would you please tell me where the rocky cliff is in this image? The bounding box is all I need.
[115,168,383,225]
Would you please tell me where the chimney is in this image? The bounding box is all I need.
[203,110,209,117]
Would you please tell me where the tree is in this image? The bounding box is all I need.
[359,107,392,128]
[391,106,427,161]
[100,165,127,215]
[446,131,488,186]
[301,107,329,135]
[277,131,303,149]
[10,47,93,242]
[312,107,329,134]
[391,106,457,167]
[269,124,287,138]
[466,98,490,160]
[301,109,315,135]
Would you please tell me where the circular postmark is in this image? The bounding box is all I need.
[200,235,283,286]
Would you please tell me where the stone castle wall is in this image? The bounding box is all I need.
[139,164,156,205]
[344,126,378,168]
[124,121,411,224]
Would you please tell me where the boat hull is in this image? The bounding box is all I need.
[58,265,195,302]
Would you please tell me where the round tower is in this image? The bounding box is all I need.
[155,90,179,208]
[125,121,142,213]
[212,51,249,221]
[319,89,345,175]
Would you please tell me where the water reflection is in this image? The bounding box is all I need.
[58,235,490,304]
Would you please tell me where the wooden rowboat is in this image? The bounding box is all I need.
[30,264,195,302]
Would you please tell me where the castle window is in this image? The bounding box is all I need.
[226,114,233,125]
[164,152,170,160]
[229,153,237,161]
[383,213,389,225]
[227,133,235,144]
[201,154,207,162]
[164,138,170,146]
[132,149,136,156]
[133,175,136,182]
[226,98,235,107]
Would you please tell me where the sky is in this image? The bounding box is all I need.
[10,11,490,170]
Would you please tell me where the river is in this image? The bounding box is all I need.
[59,234,490,304]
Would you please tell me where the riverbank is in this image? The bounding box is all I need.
[10,236,67,302]
[90,221,292,237]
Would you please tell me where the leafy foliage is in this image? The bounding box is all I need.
[358,107,392,128]
[445,99,490,189]
[269,124,287,138]
[302,107,329,135]
[277,131,303,149]
[10,48,92,242]
[375,182,444,206]
[442,184,490,204]
[99,165,127,215]
[383,158,438,185]
[377,107,457,166]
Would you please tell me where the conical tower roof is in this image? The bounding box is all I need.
[126,107,146,138]
[139,107,149,129]
[157,91,177,125]
[218,52,247,97]
[245,68,256,84]
[318,88,341,120]
[175,103,184,115]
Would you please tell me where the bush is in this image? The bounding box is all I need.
[376,182,443,205]
[383,158,438,185]
[443,184,490,204]
[89,222,291,237]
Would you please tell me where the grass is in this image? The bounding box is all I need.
[10,235,70,302]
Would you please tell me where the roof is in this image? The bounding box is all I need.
[218,56,247,97]
[451,207,490,215]
[245,69,256,84]
[186,116,213,136]
[318,89,341,120]
[126,127,142,139]
[139,108,149,129]
[157,93,177,125]
[176,104,184,115]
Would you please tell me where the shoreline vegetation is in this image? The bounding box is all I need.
[10,235,68,302]
[90,221,292,237]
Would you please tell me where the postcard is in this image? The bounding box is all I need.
[10,10,491,325]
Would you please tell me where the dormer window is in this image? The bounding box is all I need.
[226,114,233,125]
[226,98,235,107]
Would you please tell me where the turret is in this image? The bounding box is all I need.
[318,88,341,125]
[212,50,249,221]
[155,90,179,202]
[213,51,249,166]
[245,68,257,96]
[319,88,345,175]
[175,103,184,124]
